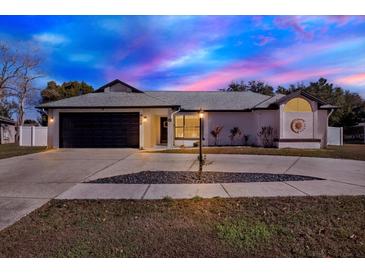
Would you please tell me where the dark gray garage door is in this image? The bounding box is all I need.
[60,112,140,148]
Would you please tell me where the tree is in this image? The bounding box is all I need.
[247,80,274,96]
[0,99,16,118]
[274,78,365,127]
[24,119,39,126]
[9,54,42,131]
[1,42,44,142]
[222,80,274,95]
[0,43,24,99]
[221,81,248,92]
[224,77,364,127]
[38,80,94,125]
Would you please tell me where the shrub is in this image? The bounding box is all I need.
[229,127,242,145]
[257,126,275,147]
[243,134,250,145]
[210,126,223,146]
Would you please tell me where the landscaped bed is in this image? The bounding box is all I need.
[0,196,364,257]
[87,171,322,184]
[148,144,365,161]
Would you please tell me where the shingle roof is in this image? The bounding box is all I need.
[253,94,286,109]
[39,88,337,111]
[145,91,271,110]
[39,90,273,111]
[39,92,177,108]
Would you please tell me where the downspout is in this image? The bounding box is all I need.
[169,107,181,147]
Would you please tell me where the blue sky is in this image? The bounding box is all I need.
[1,16,364,97]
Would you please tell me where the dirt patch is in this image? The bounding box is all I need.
[0,196,364,257]
[86,171,322,184]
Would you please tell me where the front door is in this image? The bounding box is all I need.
[160,117,168,144]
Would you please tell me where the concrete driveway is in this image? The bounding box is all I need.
[0,148,137,230]
[1,149,365,230]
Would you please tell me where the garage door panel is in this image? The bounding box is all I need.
[60,112,139,148]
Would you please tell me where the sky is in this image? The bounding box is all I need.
[1,16,365,98]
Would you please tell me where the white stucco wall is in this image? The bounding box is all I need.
[317,109,328,147]
[204,110,280,146]
[253,110,280,147]
[47,108,170,149]
[278,96,329,148]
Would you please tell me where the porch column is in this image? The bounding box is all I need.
[139,111,145,149]
[167,108,174,148]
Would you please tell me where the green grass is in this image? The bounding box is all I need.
[148,144,365,161]
[0,143,47,160]
[217,219,273,249]
[0,196,364,257]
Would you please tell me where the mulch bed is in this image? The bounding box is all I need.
[86,171,322,184]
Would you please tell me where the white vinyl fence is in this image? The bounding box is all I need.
[19,126,48,146]
[327,126,343,146]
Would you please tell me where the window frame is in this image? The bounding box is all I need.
[174,114,201,140]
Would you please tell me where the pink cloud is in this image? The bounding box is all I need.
[337,72,365,85]
[274,16,313,40]
[106,39,201,83]
[172,57,294,91]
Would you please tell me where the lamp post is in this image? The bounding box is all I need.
[199,109,204,172]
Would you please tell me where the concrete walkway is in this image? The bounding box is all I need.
[57,151,365,200]
[56,179,365,200]
[1,149,365,230]
[0,148,137,230]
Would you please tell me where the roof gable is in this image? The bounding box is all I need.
[94,79,142,93]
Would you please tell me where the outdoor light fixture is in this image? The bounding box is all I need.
[199,108,204,171]
[50,116,54,122]
[143,115,148,122]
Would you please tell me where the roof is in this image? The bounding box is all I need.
[0,116,15,125]
[39,79,338,111]
[253,93,286,109]
[38,92,177,109]
[94,79,142,93]
[275,90,328,105]
[144,91,271,111]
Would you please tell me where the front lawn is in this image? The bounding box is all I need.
[0,143,47,160]
[149,144,365,161]
[0,196,364,257]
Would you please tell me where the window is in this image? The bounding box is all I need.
[175,114,200,139]
[284,97,312,112]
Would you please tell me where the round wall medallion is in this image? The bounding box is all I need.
[290,118,306,133]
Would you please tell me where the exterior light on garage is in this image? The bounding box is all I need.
[143,115,148,122]
[50,116,54,122]
[199,109,204,119]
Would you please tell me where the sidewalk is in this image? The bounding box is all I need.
[56,179,365,200]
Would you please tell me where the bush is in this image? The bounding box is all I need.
[257,126,275,147]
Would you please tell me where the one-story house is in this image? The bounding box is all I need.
[0,116,16,144]
[39,79,337,149]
